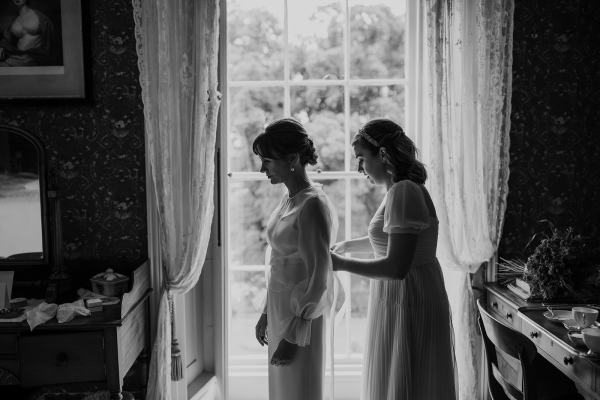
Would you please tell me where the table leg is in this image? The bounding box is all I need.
[105,328,124,400]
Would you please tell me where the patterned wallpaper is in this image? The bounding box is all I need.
[499,0,600,259]
[0,0,147,273]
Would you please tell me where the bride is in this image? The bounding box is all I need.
[253,118,338,400]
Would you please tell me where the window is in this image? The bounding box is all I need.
[222,0,407,398]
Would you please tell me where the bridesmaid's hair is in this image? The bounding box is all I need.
[352,118,427,184]
[252,118,318,166]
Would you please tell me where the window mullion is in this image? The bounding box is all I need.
[344,179,352,357]
[343,0,351,173]
[229,78,405,87]
[343,0,353,358]
[227,171,364,180]
[283,0,291,116]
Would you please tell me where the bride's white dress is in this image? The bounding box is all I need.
[362,180,457,400]
[264,185,337,400]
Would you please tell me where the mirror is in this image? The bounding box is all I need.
[0,125,48,267]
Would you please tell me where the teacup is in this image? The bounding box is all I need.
[572,307,599,330]
[581,327,600,355]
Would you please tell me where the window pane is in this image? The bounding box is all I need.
[348,179,384,355]
[228,180,284,267]
[229,87,284,172]
[350,0,406,78]
[350,274,370,353]
[289,0,344,80]
[227,0,284,80]
[229,270,268,357]
[349,85,405,171]
[350,178,385,239]
[291,86,344,172]
[319,179,346,243]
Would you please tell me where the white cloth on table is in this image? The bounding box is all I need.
[362,180,457,400]
[25,301,57,331]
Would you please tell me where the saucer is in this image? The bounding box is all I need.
[567,332,585,347]
[544,310,572,322]
[563,319,580,331]
[586,350,600,358]
[567,332,600,358]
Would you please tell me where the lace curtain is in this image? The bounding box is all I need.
[132,1,221,399]
[408,0,514,398]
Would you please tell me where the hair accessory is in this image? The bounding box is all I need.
[358,128,379,148]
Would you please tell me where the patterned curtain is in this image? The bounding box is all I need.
[408,0,514,398]
[132,1,221,399]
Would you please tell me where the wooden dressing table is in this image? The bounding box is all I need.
[485,283,600,400]
[0,262,151,400]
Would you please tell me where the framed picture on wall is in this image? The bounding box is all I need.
[0,0,85,99]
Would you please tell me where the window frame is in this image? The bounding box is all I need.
[219,0,412,387]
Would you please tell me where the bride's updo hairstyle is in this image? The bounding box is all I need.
[252,118,318,166]
[352,118,427,184]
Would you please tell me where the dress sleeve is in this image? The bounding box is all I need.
[283,196,333,346]
[384,181,431,234]
[261,245,272,314]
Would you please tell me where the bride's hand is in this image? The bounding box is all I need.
[255,313,268,346]
[270,339,298,366]
[330,241,348,254]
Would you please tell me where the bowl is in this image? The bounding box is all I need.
[581,327,600,354]
[90,268,129,297]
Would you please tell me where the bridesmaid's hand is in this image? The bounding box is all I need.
[255,313,268,346]
[331,251,344,271]
[270,339,298,366]
[330,240,348,254]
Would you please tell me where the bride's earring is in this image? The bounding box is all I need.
[379,147,387,160]
[290,167,295,172]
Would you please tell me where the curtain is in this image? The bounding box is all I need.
[408,0,514,398]
[132,1,221,399]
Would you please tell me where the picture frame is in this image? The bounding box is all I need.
[0,0,85,100]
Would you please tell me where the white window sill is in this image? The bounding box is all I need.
[188,372,217,400]
[229,364,363,400]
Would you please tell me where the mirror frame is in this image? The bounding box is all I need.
[0,125,50,271]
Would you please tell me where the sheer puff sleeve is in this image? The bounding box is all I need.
[384,180,431,234]
[283,196,333,346]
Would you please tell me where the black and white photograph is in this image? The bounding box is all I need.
[0,0,599,399]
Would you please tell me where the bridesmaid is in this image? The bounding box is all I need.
[331,119,457,400]
[253,118,338,400]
